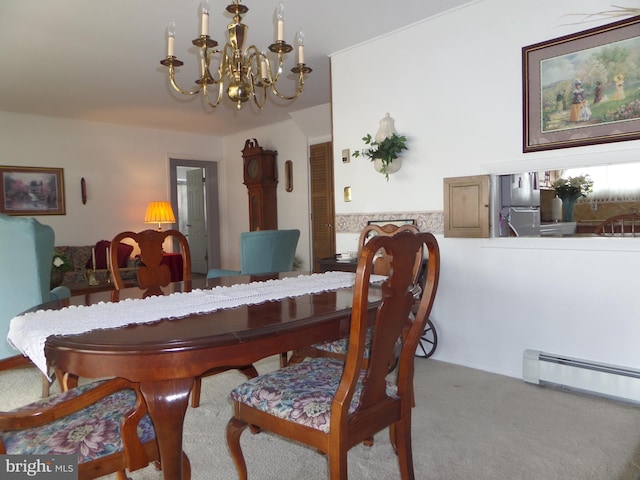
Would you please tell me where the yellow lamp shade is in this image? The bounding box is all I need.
[144,201,176,231]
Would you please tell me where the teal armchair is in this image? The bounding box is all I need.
[0,214,70,371]
[207,229,300,280]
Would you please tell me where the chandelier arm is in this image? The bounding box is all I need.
[203,48,223,85]
[201,80,225,108]
[166,63,202,96]
[268,71,307,101]
[251,83,268,109]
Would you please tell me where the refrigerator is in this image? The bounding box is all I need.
[496,172,541,237]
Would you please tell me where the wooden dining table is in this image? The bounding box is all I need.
[33,273,381,480]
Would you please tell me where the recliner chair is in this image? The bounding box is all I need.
[207,229,300,280]
[0,213,71,393]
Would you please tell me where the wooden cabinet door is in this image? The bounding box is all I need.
[444,175,490,238]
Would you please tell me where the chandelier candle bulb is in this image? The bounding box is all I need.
[261,59,268,79]
[296,30,304,64]
[201,0,210,36]
[167,20,176,57]
[276,3,285,41]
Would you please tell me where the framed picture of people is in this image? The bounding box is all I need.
[522,15,640,152]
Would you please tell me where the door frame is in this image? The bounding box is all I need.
[169,158,222,270]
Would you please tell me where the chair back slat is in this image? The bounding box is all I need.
[594,213,640,237]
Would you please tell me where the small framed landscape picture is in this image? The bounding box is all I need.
[0,166,66,215]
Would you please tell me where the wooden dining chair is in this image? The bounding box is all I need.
[284,223,423,367]
[110,229,257,408]
[594,213,640,237]
[110,229,192,295]
[226,230,440,480]
[0,377,190,480]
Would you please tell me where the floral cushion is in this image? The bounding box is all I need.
[1,381,155,462]
[311,327,374,357]
[55,245,140,284]
[230,357,397,434]
[311,325,406,358]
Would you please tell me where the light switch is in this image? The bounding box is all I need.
[342,149,350,163]
[343,186,352,202]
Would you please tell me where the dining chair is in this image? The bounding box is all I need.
[285,223,422,367]
[0,376,191,480]
[594,213,640,237]
[110,229,257,408]
[110,229,192,295]
[0,213,71,397]
[226,230,440,480]
[206,229,300,280]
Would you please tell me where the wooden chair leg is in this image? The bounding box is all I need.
[238,364,258,379]
[227,417,250,480]
[41,370,54,397]
[191,365,257,409]
[279,352,289,367]
[327,448,349,479]
[191,377,203,408]
[394,417,415,480]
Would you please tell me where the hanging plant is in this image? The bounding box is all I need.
[352,113,408,181]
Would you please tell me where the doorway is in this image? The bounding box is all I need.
[309,142,335,272]
[169,159,221,274]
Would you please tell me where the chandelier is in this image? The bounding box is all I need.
[160,0,312,110]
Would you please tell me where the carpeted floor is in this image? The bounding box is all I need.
[2,356,640,480]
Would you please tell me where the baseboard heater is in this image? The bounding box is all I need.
[523,349,640,405]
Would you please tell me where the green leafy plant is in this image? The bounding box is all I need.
[52,252,72,272]
[352,132,408,181]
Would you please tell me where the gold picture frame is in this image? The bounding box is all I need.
[0,166,66,215]
[522,15,640,152]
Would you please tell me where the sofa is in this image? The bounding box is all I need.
[55,240,139,286]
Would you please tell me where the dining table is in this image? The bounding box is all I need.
[9,271,382,480]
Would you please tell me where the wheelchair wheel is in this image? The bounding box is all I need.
[415,318,437,358]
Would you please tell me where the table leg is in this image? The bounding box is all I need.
[140,378,193,480]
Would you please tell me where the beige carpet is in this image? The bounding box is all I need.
[2,356,640,480]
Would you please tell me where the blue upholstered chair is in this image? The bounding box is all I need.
[207,229,300,280]
[0,214,71,387]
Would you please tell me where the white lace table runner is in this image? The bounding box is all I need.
[9,272,385,376]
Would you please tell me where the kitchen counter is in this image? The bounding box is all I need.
[540,222,577,236]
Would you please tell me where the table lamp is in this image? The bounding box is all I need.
[144,201,176,231]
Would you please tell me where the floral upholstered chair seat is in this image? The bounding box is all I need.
[0,381,155,461]
[230,357,397,434]
[310,327,375,357]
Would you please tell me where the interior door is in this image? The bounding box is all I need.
[186,168,208,273]
[310,142,335,272]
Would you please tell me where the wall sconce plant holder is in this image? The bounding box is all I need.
[352,113,408,181]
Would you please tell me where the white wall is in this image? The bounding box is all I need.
[331,0,640,377]
[0,111,221,246]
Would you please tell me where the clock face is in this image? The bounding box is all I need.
[247,158,259,179]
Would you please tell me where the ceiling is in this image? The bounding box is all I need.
[0,0,474,136]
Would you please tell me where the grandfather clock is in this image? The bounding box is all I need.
[242,138,278,231]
